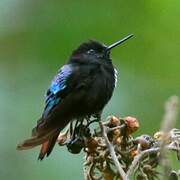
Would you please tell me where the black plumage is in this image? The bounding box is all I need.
[17,34,133,160]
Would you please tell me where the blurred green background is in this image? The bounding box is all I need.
[0,0,179,179]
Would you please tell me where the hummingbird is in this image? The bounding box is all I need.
[17,34,133,160]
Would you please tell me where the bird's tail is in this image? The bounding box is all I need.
[38,130,60,160]
[17,128,60,160]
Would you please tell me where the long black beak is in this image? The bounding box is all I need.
[107,34,134,51]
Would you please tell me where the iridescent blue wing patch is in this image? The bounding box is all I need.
[43,64,73,117]
[50,64,72,94]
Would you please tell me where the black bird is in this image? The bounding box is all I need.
[17,34,133,160]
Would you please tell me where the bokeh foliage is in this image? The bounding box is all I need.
[0,0,179,179]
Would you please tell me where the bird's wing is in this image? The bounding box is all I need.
[17,63,96,160]
[17,64,74,158]
[43,64,73,117]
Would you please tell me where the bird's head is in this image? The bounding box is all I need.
[70,34,133,64]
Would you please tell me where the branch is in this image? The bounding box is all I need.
[126,144,180,179]
[159,96,179,179]
[99,121,127,180]
[161,96,179,132]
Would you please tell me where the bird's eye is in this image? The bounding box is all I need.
[87,49,95,54]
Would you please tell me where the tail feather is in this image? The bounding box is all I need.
[17,128,58,151]
[17,136,47,150]
[38,130,60,160]
[17,115,70,159]
[38,141,49,160]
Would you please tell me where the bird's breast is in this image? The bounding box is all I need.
[84,64,116,113]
